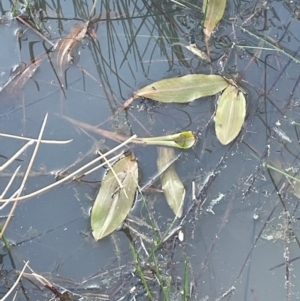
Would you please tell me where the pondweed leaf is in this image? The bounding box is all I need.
[134,74,229,103]
[215,84,246,145]
[203,0,226,39]
[52,22,88,82]
[91,155,138,241]
[157,147,185,218]
[137,131,196,149]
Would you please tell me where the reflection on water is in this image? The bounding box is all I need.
[0,0,300,300]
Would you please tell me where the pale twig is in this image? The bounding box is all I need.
[97,150,124,189]
[89,0,99,20]
[17,114,48,193]
[0,189,20,211]
[0,261,29,301]
[78,153,122,178]
[139,153,181,191]
[0,166,21,199]
[12,292,17,301]
[16,15,54,47]
[0,135,137,203]
[123,222,153,244]
[24,265,52,287]
[55,138,103,177]
[170,0,188,8]
[0,141,33,172]
[0,132,72,144]
[161,226,182,244]
[140,237,150,256]
[0,114,48,238]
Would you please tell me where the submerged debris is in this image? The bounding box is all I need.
[51,22,89,83]
[273,126,292,143]
[0,58,42,112]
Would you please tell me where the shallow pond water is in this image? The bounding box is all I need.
[1,0,300,300]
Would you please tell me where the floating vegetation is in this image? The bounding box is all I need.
[215,84,246,145]
[1,1,299,300]
[133,74,229,103]
[157,147,185,218]
[91,154,139,241]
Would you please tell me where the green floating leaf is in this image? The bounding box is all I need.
[138,131,196,149]
[157,147,185,218]
[134,74,229,103]
[91,155,138,240]
[203,0,227,39]
[215,84,246,145]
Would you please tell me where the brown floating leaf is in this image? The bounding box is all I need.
[215,84,246,145]
[203,0,226,39]
[134,74,229,103]
[0,58,42,112]
[157,147,185,218]
[91,155,138,241]
[52,22,88,81]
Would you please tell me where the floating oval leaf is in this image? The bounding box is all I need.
[134,74,229,103]
[157,147,185,218]
[215,84,246,145]
[91,155,138,240]
[203,0,226,39]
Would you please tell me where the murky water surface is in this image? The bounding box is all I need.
[1,0,300,300]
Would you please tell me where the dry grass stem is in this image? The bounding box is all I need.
[170,0,188,8]
[23,265,53,287]
[0,135,137,203]
[56,138,104,177]
[97,150,124,189]
[139,153,181,192]
[0,190,20,211]
[12,292,17,301]
[123,222,153,243]
[0,260,29,301]
[0,132,72,144]
[0,141,33,172]
[126,215,153,229]
[16,16,55,47]
[79,153,123,178]
[140,237,150,256]
[89,0,99,20]
[161,225,182,244]
[16,114,48,194]
[0,166,21,199]
[0,113,48,238]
